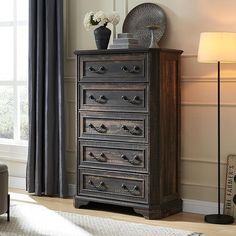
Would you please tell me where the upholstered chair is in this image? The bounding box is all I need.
[0,163,10,221]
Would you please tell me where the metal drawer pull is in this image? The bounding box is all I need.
[121,184,139,194]
[88,180,106,191]
[89,95,108,104]
[121,65,140,73]
[88,66,106,73]
[88,123,107,133]
[88,152,107,162]
[121,95,141,105]
[121,125,142,135]
[121,154,141,165]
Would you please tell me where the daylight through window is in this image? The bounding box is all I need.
[0,0,28,143]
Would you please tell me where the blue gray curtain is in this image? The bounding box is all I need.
[26,0,68,197]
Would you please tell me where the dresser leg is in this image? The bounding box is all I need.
[74,198,90,208]
[134,199,182,219]
[133,207,161,220]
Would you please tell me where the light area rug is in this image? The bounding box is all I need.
[0,202,202,236]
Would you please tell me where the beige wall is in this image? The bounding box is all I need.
[64,0,236,202]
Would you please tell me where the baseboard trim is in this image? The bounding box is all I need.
[9,179,222,215]
[183,198,223,215]
[9,176,26,189]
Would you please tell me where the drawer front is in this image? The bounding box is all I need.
[79,169,148,203]
[79,84,148,112]
[79,54,147,82]
[79,140,148,172]
[79,112,148,143]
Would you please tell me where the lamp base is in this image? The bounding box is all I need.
[205,214,234,224]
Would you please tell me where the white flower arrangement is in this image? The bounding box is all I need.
[84,11,120,31]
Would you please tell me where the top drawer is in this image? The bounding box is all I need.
[78,53,148,82]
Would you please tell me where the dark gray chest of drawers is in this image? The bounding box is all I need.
[74,48,183,219]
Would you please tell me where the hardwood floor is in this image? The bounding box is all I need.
[10,189,236,236]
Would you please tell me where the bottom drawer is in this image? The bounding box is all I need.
[79,168,148,204]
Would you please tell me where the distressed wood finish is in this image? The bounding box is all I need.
[79,53,147,82]
[79,140,148,172]
[74,48,183,219]
[79,111,148,143]
[79,83,148,112]
[79,168,148,203]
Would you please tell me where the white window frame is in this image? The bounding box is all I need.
[0,0,28,161]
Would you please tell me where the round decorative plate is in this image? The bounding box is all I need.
[122,3,166,48]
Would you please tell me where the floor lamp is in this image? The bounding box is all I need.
[198,32,236,224]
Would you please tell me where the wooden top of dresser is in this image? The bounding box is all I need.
[74,48,183,56]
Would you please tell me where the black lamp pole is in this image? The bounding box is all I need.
[204,62,234,224]
[217,61,221,216]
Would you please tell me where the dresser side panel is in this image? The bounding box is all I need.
[159,51,182,204]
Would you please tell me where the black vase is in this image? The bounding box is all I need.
[94,25,111,49]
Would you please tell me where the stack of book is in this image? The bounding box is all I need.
[109,33,140,49]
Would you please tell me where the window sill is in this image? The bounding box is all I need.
[0,138,28,147]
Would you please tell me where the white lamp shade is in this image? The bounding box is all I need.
[198,32,236,63]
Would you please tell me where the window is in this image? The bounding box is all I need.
[0,0,28,144]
